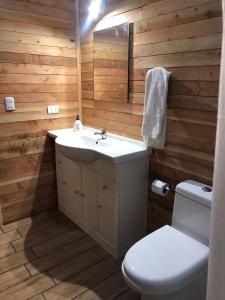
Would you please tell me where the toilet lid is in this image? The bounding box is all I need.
[122,225,209,295]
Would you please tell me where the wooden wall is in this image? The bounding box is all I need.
[80,0,222,231]
[0,0,78,224]
[0,0,222,230]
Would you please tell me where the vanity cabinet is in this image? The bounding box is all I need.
[56,153,82,218]
[55,147,148,257]
[82,167,98,231]
[98,193,117,245]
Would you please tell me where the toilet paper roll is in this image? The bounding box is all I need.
[152,179,170,196]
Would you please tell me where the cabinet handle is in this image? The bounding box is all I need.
[97,204,102,209]
[102,185,108,190]
[75,190,79,194]
[62,181,66,185]
[81,193,85,197]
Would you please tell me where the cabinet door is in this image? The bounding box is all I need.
[98,193,117,246]
[55,150,63,204]
[61,156,82,218]
[82,167,98,230]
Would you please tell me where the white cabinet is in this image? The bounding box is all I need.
[82,166,98,231]
[56,147,148,257]
[56,153,82,218]
[98,193,117,246]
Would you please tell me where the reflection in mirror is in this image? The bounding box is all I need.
[93,23,129,102]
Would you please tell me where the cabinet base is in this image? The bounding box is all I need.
[58,203,119,257]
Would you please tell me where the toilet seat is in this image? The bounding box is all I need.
[122,225,209,296]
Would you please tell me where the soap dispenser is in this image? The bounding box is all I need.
[73,115,82,131]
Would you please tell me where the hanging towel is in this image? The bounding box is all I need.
[141,67,171,149]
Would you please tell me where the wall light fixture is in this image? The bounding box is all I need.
[88,0,103,20]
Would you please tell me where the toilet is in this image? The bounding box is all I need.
[122,180,212,300]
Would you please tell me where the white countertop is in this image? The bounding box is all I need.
[48,127,149,163]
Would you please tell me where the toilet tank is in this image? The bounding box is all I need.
[172,180,212,246]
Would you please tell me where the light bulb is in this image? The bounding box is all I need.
[88,0,102,20]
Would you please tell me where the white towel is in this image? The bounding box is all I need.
[141,67,171,149]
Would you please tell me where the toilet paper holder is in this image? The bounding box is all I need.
[164,183,176,193]
[152,179,176,197]
[163,185,170,193]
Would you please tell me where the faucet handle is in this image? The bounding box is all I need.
[94,128,106,136]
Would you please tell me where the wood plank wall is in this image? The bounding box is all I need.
[0,0,78,224]
[80,0,222,231]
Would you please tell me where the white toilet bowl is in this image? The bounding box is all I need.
[122,225,208,300]
[122,180,212,300]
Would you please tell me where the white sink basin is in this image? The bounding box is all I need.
[49,127,148,163]
[56,133,111,162]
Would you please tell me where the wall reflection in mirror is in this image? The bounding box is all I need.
[93,23,129,103]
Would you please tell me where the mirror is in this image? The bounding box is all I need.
[93,23,129,102]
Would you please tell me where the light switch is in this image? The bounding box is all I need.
[47,105,59,114]
[4,97,15,111]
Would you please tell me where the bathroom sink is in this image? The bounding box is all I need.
[56,133,111,162]
[75,135,111,147]
[50,127,149,163]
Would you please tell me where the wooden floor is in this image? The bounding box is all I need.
[0,210,139,300]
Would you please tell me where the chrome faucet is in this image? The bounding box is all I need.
[94,129,107,144]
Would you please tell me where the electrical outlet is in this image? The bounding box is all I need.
[47,105,59,114]
[5,97,15,111]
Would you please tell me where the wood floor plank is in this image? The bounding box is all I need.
[2,210,59,232]
[49,245,109,283]
[73,272,127,300]
[0,230,21,246]
[0,273,55,299]
[44,256,121,300]
[0,211,134,299]
[0,242,15,258]
[0,248,35,274]
[17,213,69,237]
[114,289,140,300]
[26,236,97,276]
[11,220,76,251]
[31,229,86,257]
[0,265,30,291]
[30,295,46,300]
